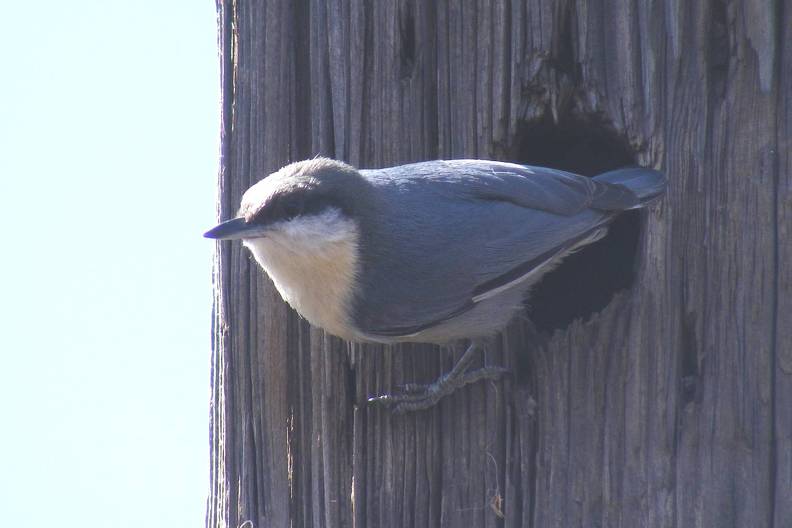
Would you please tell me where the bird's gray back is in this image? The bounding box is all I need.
[350,161,618,340]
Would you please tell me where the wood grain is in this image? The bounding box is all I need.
[207,1,791,526]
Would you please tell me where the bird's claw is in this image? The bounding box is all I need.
[396,382,430,394]
[367,366,509,414]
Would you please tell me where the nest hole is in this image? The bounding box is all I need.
[507,115,642,334]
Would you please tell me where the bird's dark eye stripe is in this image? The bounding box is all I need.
[281,198,304,217]
[249,192,338,225]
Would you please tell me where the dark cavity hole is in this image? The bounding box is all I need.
[507,115,641,334]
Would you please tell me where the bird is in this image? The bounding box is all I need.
[205,157,667,412]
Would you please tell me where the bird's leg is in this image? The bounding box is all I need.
[396,339,484,393]
[368,339,509,413]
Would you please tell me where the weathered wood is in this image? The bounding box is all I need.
[207,1,791,527]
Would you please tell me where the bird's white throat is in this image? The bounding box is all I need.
[243,208,360,340]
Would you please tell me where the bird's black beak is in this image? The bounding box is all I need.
[204,217,266,240]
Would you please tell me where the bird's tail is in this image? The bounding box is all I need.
[594,167,667,208]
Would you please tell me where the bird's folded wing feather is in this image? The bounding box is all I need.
[355,161,634,337]
[439,160,641,214]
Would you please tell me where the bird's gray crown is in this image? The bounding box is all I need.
[239,157,370,226]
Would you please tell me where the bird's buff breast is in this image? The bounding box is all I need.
[242,213,360,341]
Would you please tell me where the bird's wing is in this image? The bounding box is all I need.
[437,160,641,214]
[353,161,635,338]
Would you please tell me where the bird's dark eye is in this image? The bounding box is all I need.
[249,193,308,225]
[281,197,304,219]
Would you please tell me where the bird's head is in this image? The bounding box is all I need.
[204,157,368,245]
[204,158,372,339]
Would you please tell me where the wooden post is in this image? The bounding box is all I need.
[207,1,791,527]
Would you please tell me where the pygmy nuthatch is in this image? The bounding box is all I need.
[205,158,666,412]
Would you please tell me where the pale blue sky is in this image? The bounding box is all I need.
[0,2,217,526]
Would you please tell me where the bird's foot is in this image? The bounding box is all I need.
[368,366,509,414]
